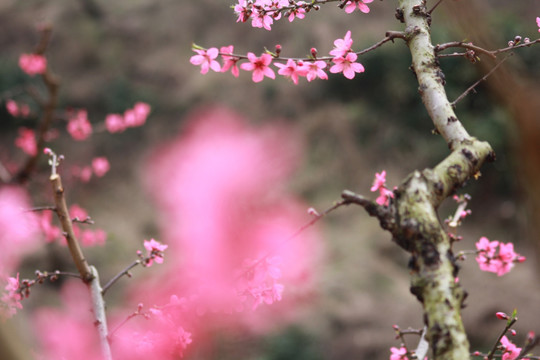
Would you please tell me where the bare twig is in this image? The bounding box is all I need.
[101,259,141,296]
[427,0,444,14]
[451,53,512,107]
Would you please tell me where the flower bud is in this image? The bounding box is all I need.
[496,312,508,320]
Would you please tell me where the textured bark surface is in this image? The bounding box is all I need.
[387,0,496,358]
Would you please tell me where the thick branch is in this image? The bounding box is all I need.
[88,266,112,360]
[399,0,470,149]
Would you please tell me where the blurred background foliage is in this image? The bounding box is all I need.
[1,0,539,359]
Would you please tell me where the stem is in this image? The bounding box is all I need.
[101,259,141,296]
[49,173,93,282]
[88,266,112,360]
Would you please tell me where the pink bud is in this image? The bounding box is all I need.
[473,351,480,356]
[516,256,526,263]
[43,147,53,155]
[496,312,508,320]
[509,329,516,336]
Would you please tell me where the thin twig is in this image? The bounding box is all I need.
[451,53,512,107]
[101,259,141,296]
[486,317,517,359]
[49,172,93,282]
[427,0,444,14]
[26,205,57,212]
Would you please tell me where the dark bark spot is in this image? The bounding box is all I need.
[410,284,424,303]
[461,148,478,166]
[434,181,444,196]
[395,8,404,22]
[447,116,458,123]
[421,240,440,267]
[487,150,497,162]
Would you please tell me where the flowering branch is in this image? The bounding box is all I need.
[435,38,540,60]
[14,25,60,184]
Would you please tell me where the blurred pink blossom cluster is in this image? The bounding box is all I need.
[18,53,47,75]
[115,106,322,356]
[475,237,525,276]
[5,99,30,118]
[66,102,151,141]
[14,128,38,156]
[0,186,40,317]
[105,102,151,133]
[39,204,106,247]
[71,156,111,183]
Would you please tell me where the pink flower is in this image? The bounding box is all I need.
[288,5,306,22]
[143,238,168,266]
[475,237,523,276]
[14,127,38,156]
[370,170,394,206]
[537,17,540,32]
[124,102,151,127]
[220,46,240,77]
[92,157,110,177]
[390,346,408,360]
[344,0,374,14]
[240,53,276,82]
[80,229,106,246]
[18,53,47,76]
[251,8,274,30]
[1,273,23,318]
[67,110,92,141]
[190,48,221,74]
[305,61,328,82]
[476,236,499,257]
[500,336,521,360]
[234,0,251,23]
[40,211,61,243]
[329,31,354,57]
[371,170,387,191]
[70,204,88,221]
[79,166,93,182]
[330,52,365,79]
[105,113,126,133]
[0,187,40,277]
[274,59,308,85]
[6,100,19,117]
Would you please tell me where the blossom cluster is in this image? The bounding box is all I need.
[39,204,107,247]
[370,170,394,206]
[190,30,365,83]
[233,0,373,31]
[237,256,285,310]
[475,237,525,276]
[67,102,151,141]
[71,156,111,183]
[5,99,31,118]
[18,53,47,76]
